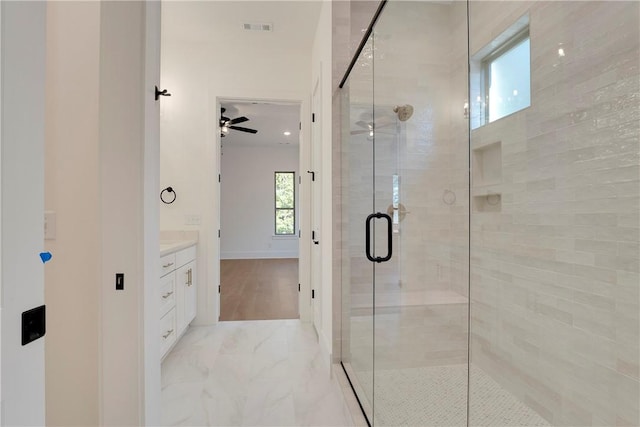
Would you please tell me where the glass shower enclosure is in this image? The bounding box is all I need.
[340,1,639,426]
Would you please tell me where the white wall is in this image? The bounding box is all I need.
[1,3,46,425]
[142,2,162,425]
[44,3,101,425]
[221,145,300,259]
[45,3,161,425]
[0,4,3,421]
[309,0,333,368]
[161,20,313,324]
[99,3,160,425]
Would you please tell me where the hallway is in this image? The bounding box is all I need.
[161,319,355,426]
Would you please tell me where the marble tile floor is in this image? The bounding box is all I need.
[162,319,356,426]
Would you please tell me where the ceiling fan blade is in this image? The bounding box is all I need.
[355,120,371,129]
[229,126,258,134]
[229,116,249,125]
[350,130,371,135]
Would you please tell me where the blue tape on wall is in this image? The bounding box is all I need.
[39,252,52,263]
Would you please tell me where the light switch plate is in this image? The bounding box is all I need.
[44,211,56,240]
[185,214,201,225]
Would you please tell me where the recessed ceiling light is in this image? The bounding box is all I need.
[283,131,291,136]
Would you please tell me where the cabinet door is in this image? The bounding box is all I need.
[176,260,197,336]
[175,263,189,335]
[183,261,197,325]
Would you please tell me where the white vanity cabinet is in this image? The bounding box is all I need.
[160,243,197,359]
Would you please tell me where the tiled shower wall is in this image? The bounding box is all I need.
[335,1,638,425]
[374,2,468,301]
[468,2,639,425]
[339,1,470,371]
[343,2,469,307]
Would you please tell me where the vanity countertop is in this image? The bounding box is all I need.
[160,239,198,257]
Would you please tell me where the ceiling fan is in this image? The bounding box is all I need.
[350,116,395,136]
[220,107,258,137]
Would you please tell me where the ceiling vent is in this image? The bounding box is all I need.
[243,22,273,32]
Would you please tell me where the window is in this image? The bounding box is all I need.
[275,172,295,235]
[470,16,530,129]
[482,29,530,124]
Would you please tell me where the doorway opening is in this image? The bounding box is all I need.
[218,100,301,321]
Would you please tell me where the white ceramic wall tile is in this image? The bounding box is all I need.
[469,1,640,425]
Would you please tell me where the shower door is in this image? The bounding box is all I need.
[341,1,470,425]
[340,34,376,422]
[343,1,639,426]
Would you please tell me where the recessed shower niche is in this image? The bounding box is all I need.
[472,140,502,212]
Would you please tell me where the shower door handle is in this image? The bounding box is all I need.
[365,212,393,263]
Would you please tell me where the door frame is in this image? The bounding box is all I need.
[214,96,312,322]
[310,75,322,334]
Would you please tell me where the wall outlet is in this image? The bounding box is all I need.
[44,211,56,240]
[185,214,201,225]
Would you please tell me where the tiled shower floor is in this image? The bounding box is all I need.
[356,365,551,427]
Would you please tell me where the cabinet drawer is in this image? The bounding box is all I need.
[175,245,196,268]
[160,253,176,277]
[159,273,176,317]
[160,307,177,359]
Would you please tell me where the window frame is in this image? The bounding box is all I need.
[481,27,530,124]
[274,171,296,236]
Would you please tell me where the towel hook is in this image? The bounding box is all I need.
[155,86,171,101]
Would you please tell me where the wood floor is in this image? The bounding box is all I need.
[219,258,299,321]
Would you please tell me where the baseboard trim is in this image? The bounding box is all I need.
[220,251,299,260]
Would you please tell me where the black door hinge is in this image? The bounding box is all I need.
[299,121,302,130]
[312,230,315,240]
[312,289,315,299]
[312,113,315,123]
[218,174,221,183]
[218,229,221,238]
[218,285,221,293]
[298,230,301,238]
[298,283,301,292]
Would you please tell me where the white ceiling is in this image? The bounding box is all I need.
[162,1,322,52]
[163,1,319,148]
[220,101,300,146]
